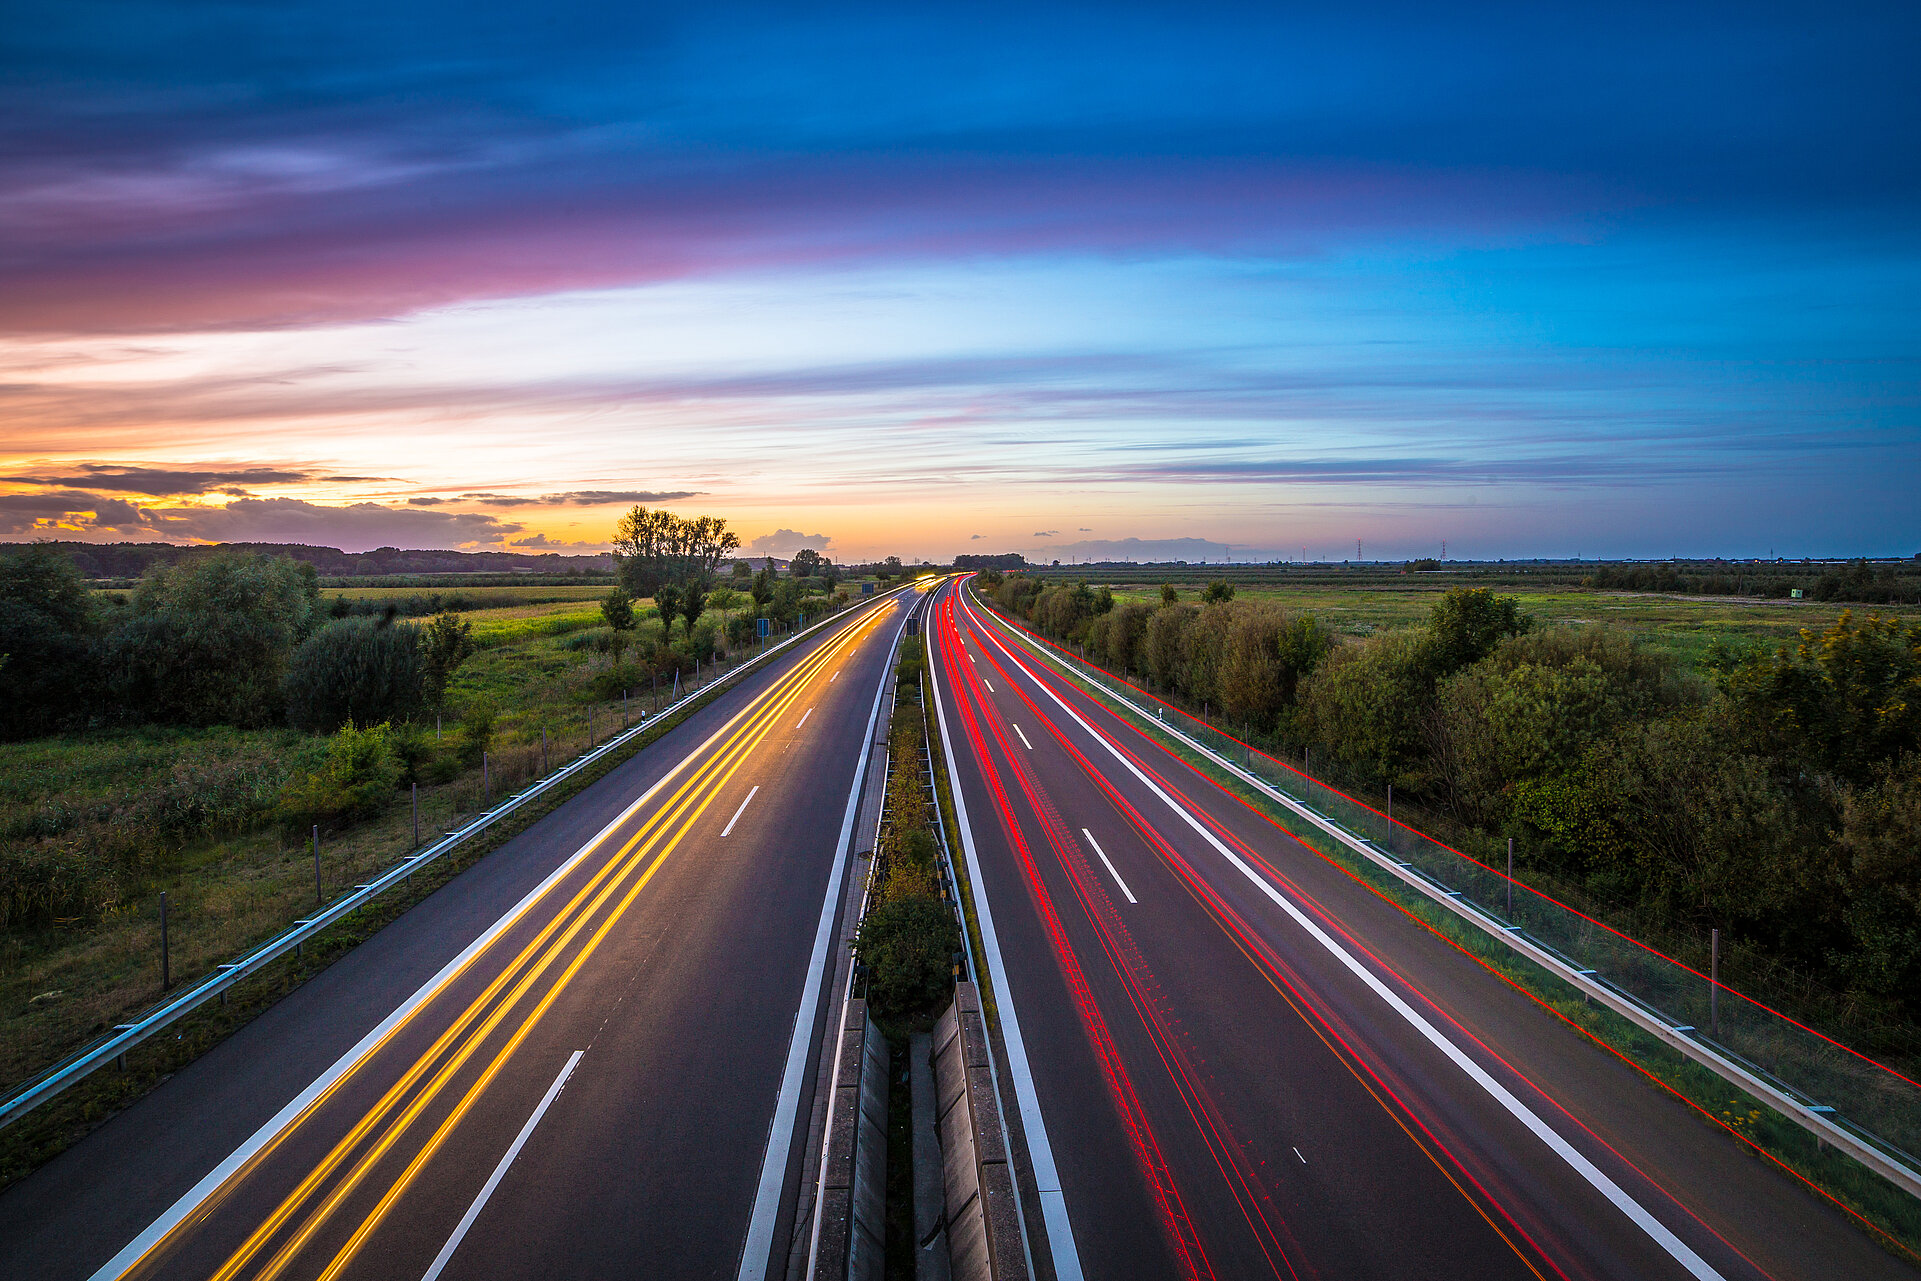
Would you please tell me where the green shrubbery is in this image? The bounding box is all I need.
[283,617,426,732]
[275,722,405,833]
[991,574,1921,1026]
[854,638,960,1029]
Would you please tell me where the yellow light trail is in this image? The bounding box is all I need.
[123,599,895,1281]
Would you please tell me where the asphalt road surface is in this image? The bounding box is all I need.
[0,587,918,1281]
[929,576,1917,1281]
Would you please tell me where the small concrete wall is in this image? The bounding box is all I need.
[932,983,1028,1281]
[813,997,890,1281]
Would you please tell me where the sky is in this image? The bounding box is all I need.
[2,1,1917,562]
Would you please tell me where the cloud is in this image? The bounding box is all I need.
[510,532,609,550]
[407,496,446,505]
[970,533,983,539]
[743,528,833,556]
[1032,530,1058,538]
[1079,527,1092,531]
[1,463,318,496]
[0,492,525,551]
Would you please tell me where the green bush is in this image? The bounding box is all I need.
[283,617,425,732]
[455,703,496,767]
[275,722,403,833]
[855,895,960,1021]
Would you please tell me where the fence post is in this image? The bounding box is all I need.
[412,782,419,848]
[313,825,322,904]
[1506,837,1514,918]
[159,891,170,992]
[1711,928,1721,1036]
[483,750,490,804]
[1386,783,1393,833]
[543,728,549,773]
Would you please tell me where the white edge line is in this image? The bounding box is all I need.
[89,602,894,1281]
[1012,723,1034,751]
[1080,829,1137,905]
[420,1049,584,1281]
[932,590,1084,1281]
[722,785,761,838]
[797,707,813,728]
[963,592,1725,1281]
[735,605,909,1280]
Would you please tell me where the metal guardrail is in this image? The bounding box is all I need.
[0,588,910,1131]
[969,588,1921,1203]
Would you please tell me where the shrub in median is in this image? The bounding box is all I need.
[855,895,960,1021]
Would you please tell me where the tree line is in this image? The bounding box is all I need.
[986,573,1921,1027]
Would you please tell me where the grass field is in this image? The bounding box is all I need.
[318,583,611,603]
[1107,582,1882,669]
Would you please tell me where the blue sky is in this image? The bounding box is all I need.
[1,1,1915,559]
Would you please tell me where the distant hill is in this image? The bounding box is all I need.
[9,540,614,580]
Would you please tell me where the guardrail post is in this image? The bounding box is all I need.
[159,891,170,992]
[313,825,322,905]
[1711,928,1721,1036]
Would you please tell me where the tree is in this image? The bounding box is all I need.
[791,548,824,578]
[1161,583,1179,606]
[750,567,774,607]
[653,582,682,639]
[610,505,741,600]
[283,617,426,732]
[1716,610,1921,784]
[1203,579,1235,604]
[420,610,475,717]
[1428,587,1531,671]
[0,545,99,737]
[681,586,707,638]
[600,588,637,664]
[732,560,753,580]
[105,552,321,727]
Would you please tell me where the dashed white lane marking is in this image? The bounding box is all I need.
[1013,724,1034,751]
[722,785,761,837]
[1080,828,1137,904]
[421,1050,584,1281]
[1293,1147,1306,1164]
[796,707,813,728]
[983,680,995,693]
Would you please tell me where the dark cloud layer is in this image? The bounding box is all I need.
[0,464,317,495]
[3,2,1915,333]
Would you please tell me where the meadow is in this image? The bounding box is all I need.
[1104,582,1853,670]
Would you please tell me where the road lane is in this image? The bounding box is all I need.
[933,578,1918,1281]
[0,588,916,1281]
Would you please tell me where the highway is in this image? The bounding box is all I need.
[928,577,1917,1281]
[0,587,918,1281]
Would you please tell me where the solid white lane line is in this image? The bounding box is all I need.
[736,610,909,1281]
[722,785,761,837]
[421,1051,584,1281]
[964,594,1726,1281]
[797,707,813,728]
[931,598,1083,1281]
[1013,724,1034,751]
[1080,829,1137,904]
